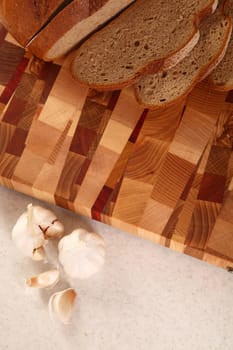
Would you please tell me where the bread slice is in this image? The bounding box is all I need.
[27,0,136,61]
[209,0,233,90]
[71,0,218,90]
[135,5,232,109]
[0,0,71,47]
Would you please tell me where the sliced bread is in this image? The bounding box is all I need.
[27,0,136,61]
[209,0,233,90]
[71,0,218,90]
[0,0,71,47]
[135,4,232,109]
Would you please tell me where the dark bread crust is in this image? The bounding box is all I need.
[208,0,233,91]
[89,0,110,15]
[71,0,218,90]
[27,0,110,60]
[0,0,64,47]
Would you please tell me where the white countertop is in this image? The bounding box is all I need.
[0,185,233,350]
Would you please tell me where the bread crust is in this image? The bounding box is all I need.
[208,0,233,91]
[27,0,109,60]
[135,15,232,110]
[71,0,219,90]
[0,0,63,47]
[27,0,135,61]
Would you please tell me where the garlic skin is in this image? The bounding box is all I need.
[12,204,45,259]
[29,206,64,239]
[58,229,105,279]
[32,246,46,261]
[49,288,77,324]
[26,269,60,289]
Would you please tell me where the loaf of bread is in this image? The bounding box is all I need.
[209,0,233,90]
[26,0,136,61]
[135,4,232,109]
[71,0,218,90]
[0,1,135,60]
[0,0,68,47]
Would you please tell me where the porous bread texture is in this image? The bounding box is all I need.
[135,7,232,108]
[209,0,233,90]
[71,0,218,89]
[0,0,64,47]
[28,0,135,61]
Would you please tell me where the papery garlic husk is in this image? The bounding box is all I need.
[49,288,77,324]
[58,229,105,279]
[26,269,60,289]
[28,205,64,239]
[32,246,46,261]
[12,204,45,259]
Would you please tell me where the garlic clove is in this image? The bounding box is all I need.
[49,288,77,324]
[26,269,60,288]
[32,206,64,239]
[44,220,64,239]
[32,246,46,261]
[27,204,35,233]
[58,229,105,279]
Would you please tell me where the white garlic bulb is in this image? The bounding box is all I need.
[12,204,64,259]
[58,229,105,279]
[12,204,45,259]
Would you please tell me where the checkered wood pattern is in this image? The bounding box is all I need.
[0,26,233,269]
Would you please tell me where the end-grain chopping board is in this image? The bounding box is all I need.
[0,25,233,270]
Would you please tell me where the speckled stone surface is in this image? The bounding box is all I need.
[0,185,233,350]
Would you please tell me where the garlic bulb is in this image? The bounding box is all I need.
[58,229,105,279]
[12,204,64,259]
[12,204,45,259]
[49,288,77,324]
[26,269,60,289]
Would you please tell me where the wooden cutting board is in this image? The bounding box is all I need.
[0,25,233,270]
